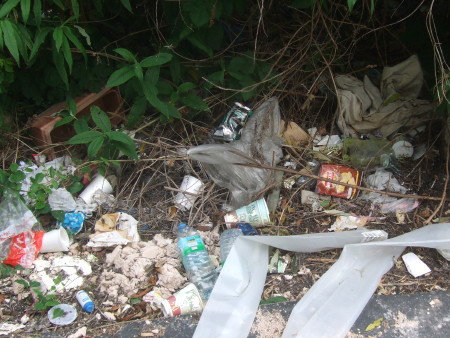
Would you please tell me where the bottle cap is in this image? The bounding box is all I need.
[177,223,187,231]
[83,302,94,313]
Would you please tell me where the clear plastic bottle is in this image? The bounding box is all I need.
[177,223,217,300]
[220,228,243,265]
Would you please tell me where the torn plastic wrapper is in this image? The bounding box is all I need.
[193,223,450,338]
[188,97,283,209]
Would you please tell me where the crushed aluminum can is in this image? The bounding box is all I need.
[213,102,252,142]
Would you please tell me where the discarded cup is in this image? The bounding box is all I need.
[174,175,204,211]
[392,140,414,159]
[48,304,77,326]
[224,198,270,227]
[79,175,113,205]
[40,227,70,253]
[163,283,204,317]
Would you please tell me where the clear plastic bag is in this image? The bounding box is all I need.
[188,97,283,209]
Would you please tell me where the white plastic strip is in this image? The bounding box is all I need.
[194,224,450,338]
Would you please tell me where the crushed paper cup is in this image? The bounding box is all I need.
[224,198,270,227]
[79,175,114,205]
[174,175,204,211]
[402,252,431,277]
[145,284,203,317]
[40,227,70,253]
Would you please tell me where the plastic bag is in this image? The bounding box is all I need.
[194,223,450,338]
[2,230,44,268]
[0,189,41,260]
[188,97,283,209]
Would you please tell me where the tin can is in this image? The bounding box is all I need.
[213,102,252,142]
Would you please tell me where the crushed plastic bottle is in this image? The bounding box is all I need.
[177,223,218,300]
[220,228,243,265]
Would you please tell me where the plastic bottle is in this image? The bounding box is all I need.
[177,223,218,301]
[220,228,243,264]
[76,290,94,313]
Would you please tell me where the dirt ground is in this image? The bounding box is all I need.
[1,106,450,337]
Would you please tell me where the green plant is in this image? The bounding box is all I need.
[15,276,61,310]
[0,263,23,279]
[0,160,83,215]
[64,105,138,160]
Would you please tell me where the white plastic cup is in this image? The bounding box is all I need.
[79,175,113,204]
[224,198,271,227]
[40,227,70,253]
[174,175,204,211]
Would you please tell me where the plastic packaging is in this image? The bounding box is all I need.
[193,224,450,338]
[58,212,85,234]
[48,188,76,212]
[188,97,283,209]
[2,230,44,268]
[76,290,95,313]
[177,223,217,300]
[220,228,243,264]
[342,138,392,168]
[236,223,258,236]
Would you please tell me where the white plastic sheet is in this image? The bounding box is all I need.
[194,223,450,338]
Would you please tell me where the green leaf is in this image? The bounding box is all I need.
[29,280,41,288]
[370,0,375,15]
[206,70,225,88]
[347,0,357,12]
[53,27,64,52]
[74,118,89,134]
[178,82,196,93]
[114,48,135,62]
[140,53,173,68]
[15,279,29,287]
[130,297,141,304]
[52,46,68,86]
[186,34,213,57]
[106,65,135,87]
[170,56,181,84]
[105,131,138,159]
[30,27,51,60]
[61,36,73,73]
[54,114,74,128]
[34,173,45,183]
[52,307,64,318]
[0,0,20,18]
[71,0,79,20]
[365,317,383,331]
[46,300,60,308]
[120,0,133,13]
[9,170,26,182]
[20,0,31,24]
[52,0,65,10]
[1,20,20,65]
[67,181,84,194]
[90,106,111,132]
[260,296,288,305]
[134,62,144,84]
[63,26,86,62]
[228,55,255,75]
[67,96,77,116]
[66,130,103,144]
[181,93,209,111]
[144,66,160,87]
[74,25,91,47]
[51,210,65,222]
[34,302,46,310]
[87,135,105,158]
[33,0,41,27]
[127,97,147,128]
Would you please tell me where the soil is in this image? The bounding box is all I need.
[1,107,450,337]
